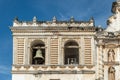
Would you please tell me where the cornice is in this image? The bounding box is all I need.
[10,26,96,33]
[12,70,95,74]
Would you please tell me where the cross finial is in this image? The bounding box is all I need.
[70,16,74,22]
[33,16,37,22]
[52,16,57,22]
[14,16,19,21]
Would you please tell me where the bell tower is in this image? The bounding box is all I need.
[10,16,97,80]
[10,0,120,80]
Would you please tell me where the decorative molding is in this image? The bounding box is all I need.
[104,61,119,66]
[12,65,95,70]
[12,70,95,74]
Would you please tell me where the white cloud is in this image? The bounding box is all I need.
[29,0,115,27]
[0,65,11,75]
[58,12,69,20]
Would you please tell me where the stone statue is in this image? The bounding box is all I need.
[117,0,120,2]
[108,66,115,80]
[108,49,115,62]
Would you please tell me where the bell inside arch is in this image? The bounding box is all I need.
[34,49,44,60]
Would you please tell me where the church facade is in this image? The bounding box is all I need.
[10,0,120,80]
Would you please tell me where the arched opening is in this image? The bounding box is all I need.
[31,40,45,65]
[64,41,79,65]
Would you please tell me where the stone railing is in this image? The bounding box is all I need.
[13,17,94,27]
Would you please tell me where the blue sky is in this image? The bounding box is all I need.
[0,0,115,80]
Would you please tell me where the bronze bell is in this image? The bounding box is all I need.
[34,49,44,59]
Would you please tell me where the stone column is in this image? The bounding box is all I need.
[27,39,32,65]
[24,37,29,65]
[80,36,84,65]
[44,38,49,65]
[27,46,30,64]
[13,37,17,64]
[98,45,104,80]
[61,39,64,65]
[118,45,120,61]
[91,36,95,65]
[58,37,62,65]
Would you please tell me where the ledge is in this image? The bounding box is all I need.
[10,26,96,33]
[12,70,95,74]
[12,65,95,73]
[12,64,95,69]
[104,61,119,65]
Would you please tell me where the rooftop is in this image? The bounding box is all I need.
[13,16,95,27]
